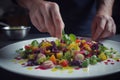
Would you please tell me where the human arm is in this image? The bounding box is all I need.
[16,0,64,38]
[92,0,116,41]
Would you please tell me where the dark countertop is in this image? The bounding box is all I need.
[0,33,120,80]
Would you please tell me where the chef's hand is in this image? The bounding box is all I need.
[19,0,64,38]
[92,14,116,41]
[92,0,116,41]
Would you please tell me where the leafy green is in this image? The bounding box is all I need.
[90,55,98,65]
[110,48,117,54]
[31,40,39,47]
[69,34,76,42]
[98,45,108,52]
[62,30,76,45]
[82,59,89,67]
[62,33,69,41]
[16,48,23,54]
[20,51,27,58]
[90,59,97,65]
[25,49,32,53]
[63,51,73,61]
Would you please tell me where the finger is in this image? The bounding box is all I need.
[92,18,107,41]
[29,13,40,30]
[35,10,47,32]
[50,2,64,38]
[111,18,116,35]
[112,23,116,35]
[99,20,113,39]
[29,11,47,32]
[91,18,97,39]
[40,3,55,37]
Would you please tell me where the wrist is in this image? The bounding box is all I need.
[96,12,112,17]
[96,0,114,16]
[96,6,112,16]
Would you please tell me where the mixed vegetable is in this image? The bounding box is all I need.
[16,33,119,69]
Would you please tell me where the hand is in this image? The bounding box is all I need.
[92,14,116,41]
[28,1,64,38]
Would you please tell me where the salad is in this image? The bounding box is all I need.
[16,33,119,69]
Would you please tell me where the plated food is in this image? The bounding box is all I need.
[16,33,120,70]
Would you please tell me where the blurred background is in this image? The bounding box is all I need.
[0,0,120,34]
[0,0,29,26]
[0,0,30,35]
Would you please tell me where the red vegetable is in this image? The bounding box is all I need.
[25,45,31,50]
[59,59,68,67]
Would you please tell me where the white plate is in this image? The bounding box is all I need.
[0,37,120,79]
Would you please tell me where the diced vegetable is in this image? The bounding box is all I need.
[56,52,63,59]
[50,55,57,64]
[28,54,35,60]
[74,53,85,61]
[15,32,120,70]
[59,59,68,67]
[31,40,39,47]
[82,59,89,67]
[63,51,73,61]
[69,34,76,42]
[68,42,80,51]
[98,52,107,60]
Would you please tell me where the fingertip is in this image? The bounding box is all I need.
[92,37,95,41]
[55,33,62,39]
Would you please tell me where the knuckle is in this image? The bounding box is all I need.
[49,2,59,9]
[97,15,108,21]
[97,16,103,21]
[40,2,47,9]
[109,17,114,22]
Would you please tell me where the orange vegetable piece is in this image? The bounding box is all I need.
[50,55,57,64]
[76,39,81,43]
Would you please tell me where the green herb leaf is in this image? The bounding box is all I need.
[82,59,89,67]
[63,51,72,61]
[16,48,23,53]
[69,34,76,42]
[31,40,39,47]
[98,45,108,52]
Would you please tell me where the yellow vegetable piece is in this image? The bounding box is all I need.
[98,52,107,61]
[81,40,86,44]
[68,42,80,51]
[83,44,91,51]
[56,52,63,59]
[41,41,52,48]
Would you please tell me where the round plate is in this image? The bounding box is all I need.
[0,37,120,79]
